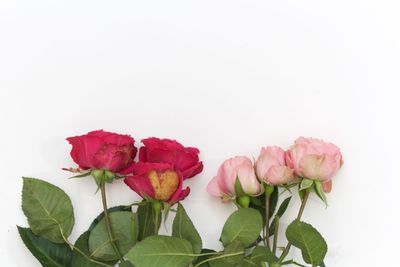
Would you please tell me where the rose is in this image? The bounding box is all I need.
[124,162,190,204]
[66,130,137,173]
[256,146,295,185]
[322,180,332,193]
[207,156,262,201]
[138,137,203,179]
[285,137,343,184]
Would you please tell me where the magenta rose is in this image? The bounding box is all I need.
[285,137,343,182]
[139,137,203,179]
[207,156,262,201]
[124,162,190,204]
[256,146,295,185]
[66,130,137,173]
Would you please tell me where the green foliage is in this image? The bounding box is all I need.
[269,187,279,218]
[88,205,132,232]
[219,241,244,265]
[17,226,72,267]
[314,181,328,206]
[21,177,75,243]
[125,236,195,267]
[209,241,244,267]
[193,249,216,267]
[249,186,278,220]
[118,261,135,267]
[172,203,203,254]
[300,178,314,191]
[220,208,263,247]
[136,201,161,241]
[276,196,292,217]
[239,246,278,267]
[286,220,327,266]
[234,176,246,197]
[72,231,115,267]
[88,211,138,261]
[18,163,332,267]
[269,196,292,236]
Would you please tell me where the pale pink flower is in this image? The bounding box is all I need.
[256,146,294,185]
[207,156,262,200]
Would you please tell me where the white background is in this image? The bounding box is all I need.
[1,0,400,266]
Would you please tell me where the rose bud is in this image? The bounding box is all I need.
[207,156,263,202]
[138,137,203,179]
[286,137,343,184]
[66,130,137,174]
[256,146,295,185]
[124,162,190,204]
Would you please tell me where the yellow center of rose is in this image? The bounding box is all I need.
[148,170,179,201]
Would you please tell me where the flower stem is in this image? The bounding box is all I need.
[154,209,160,235]
[272,215,280,254]
[279,190,310,262]
[151,201,162,235]
[264,191,271,249]
[100,181,124,262]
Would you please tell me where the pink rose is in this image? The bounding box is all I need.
[322,180,332,193]
[256,146,295,185]
[139,137,203,179]
[207,156,262,200]
[66,130,137,173]
[124,162,190,204]
[286,137,343,182]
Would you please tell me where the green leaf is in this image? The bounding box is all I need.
[286,220,327,265]
[239,246,278,267]
[269,197,292,237]
[234,176,245,197]
[248,187,278,220]
[17,226,72,267]
[220,208,263,247]
[209,241,244,267]
[22,177,75,243]
[89,211,138,261]
[172,203,202,254]
[136,201,161,241]
[72,231,115,267]
[162,203,173,225]
[221,241,244,265]
[298,188,306,201]
[208,259,234,267]
[125,236,195,267]
[253,246,278,264]
[300,178,314,191]
[269,186,279,218]
[88,206,132,232]
[119,261,135,267]
[276,196,292,217]
[314,181,328,207]
[193,249,216,267]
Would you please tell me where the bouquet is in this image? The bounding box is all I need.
[18,130,343,267]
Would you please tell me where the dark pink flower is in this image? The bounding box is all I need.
[66,130,137,173]
[139,137,203,179]
[124,162,190,204]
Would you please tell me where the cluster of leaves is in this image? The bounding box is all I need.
[18,177,328,267]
